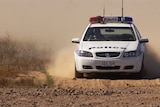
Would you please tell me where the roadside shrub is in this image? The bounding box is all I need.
[0,36,53,87]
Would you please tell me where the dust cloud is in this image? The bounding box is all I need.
[47,46,75,78]
[0,0,160,78]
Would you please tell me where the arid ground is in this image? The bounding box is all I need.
[1,75,160,107]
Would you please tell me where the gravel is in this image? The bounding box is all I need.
[0,86,160,107]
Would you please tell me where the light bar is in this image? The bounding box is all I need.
[104,16,133,23]
[89,16,133,24]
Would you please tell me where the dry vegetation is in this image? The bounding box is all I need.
[0,36,53,87]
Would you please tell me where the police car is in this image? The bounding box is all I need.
[72,16,148,78]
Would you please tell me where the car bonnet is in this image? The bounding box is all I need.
[80,41,138,52]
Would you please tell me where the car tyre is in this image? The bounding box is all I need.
[75,67,83,78]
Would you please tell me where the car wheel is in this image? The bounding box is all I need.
[75,67,83,78]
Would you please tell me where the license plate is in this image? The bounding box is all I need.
[100,61,115,67]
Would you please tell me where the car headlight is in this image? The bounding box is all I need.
[76,50,93,57]
[123,51,136,57]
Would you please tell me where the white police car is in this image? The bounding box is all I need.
[72,16,148,78]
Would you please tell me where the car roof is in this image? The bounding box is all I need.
[89,23,132,28]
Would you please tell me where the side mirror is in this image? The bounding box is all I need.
[139,38,149,43]
[72,38,80,43]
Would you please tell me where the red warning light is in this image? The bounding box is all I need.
[89,16,104,24]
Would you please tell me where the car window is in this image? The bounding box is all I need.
[83,27,136,41]
[133,25,142,39]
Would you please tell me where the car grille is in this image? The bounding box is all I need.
[96,52,120,58]
[96,66,120,70]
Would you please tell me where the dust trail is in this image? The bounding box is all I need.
[144,45,160,79]
[47,46,76,78]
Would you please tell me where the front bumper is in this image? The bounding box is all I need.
[75,54,143,73]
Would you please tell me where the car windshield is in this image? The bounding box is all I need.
[83,27,136,41]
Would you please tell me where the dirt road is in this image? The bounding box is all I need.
[1,75,160,107]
